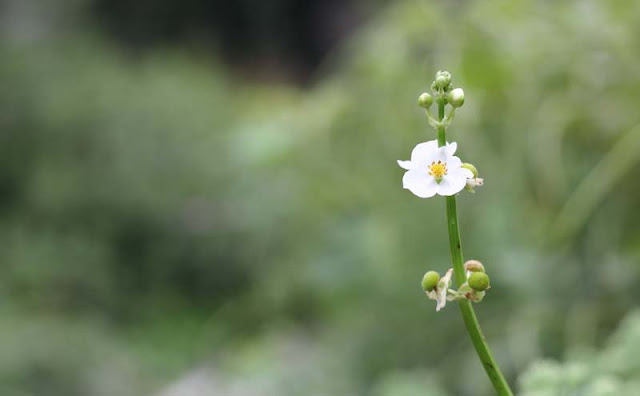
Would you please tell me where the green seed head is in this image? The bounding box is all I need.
[418,92,433,108]
[464,259,485,273]
[421,271,440,292]
[468,272,490,291]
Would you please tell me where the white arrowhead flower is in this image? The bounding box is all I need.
[398,140,473,198]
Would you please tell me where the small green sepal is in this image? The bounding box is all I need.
[461,163,478,178]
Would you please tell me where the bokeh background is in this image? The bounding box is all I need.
[2,0,640,395]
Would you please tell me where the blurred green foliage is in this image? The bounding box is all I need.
[520,311,640,396]
[1,0,640,395]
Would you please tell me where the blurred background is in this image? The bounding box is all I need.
[1,0,640,395]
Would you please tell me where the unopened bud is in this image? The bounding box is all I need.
[465,177,484,192]
[464,260,485,273]
[461,163,478,178]
[448,88,465,108]
[468,272,490,291]
[418,93,433,108]
[434,71,452,89]
[421,271,440,292]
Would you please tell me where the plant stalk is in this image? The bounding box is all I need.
[436,96,513,395]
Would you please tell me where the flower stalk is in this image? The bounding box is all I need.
[399,70,512,393]
[436,88,514,395]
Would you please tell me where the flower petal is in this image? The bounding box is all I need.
[457,167,474,179]
[410,140,439,163]
[419,146,448,167]
[445,142,457,156]
[445,155,463,169]
[436,269,453,311]
[466,177,484,190]
[397,160,415,170]
[402,169,438,198]
[436,173,468,196]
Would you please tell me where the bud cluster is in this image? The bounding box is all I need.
[417,70,465,130]
[421,260,491,311]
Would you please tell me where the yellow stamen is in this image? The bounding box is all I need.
[428,160,447,178]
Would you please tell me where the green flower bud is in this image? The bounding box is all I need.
[421,271,440,292]
[448,88,465,108]
[461,163,478,178]
[434,71,452,89]
[468,272,490,291]
[418,92,433,108]
[464,260,485,272]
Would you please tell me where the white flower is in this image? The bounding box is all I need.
[397,140,473,198]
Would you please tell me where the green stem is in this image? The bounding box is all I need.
[436,96,513,395]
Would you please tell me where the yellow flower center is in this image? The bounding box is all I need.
[428,161,447,178]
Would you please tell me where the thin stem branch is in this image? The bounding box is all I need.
[436,96,513,395]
